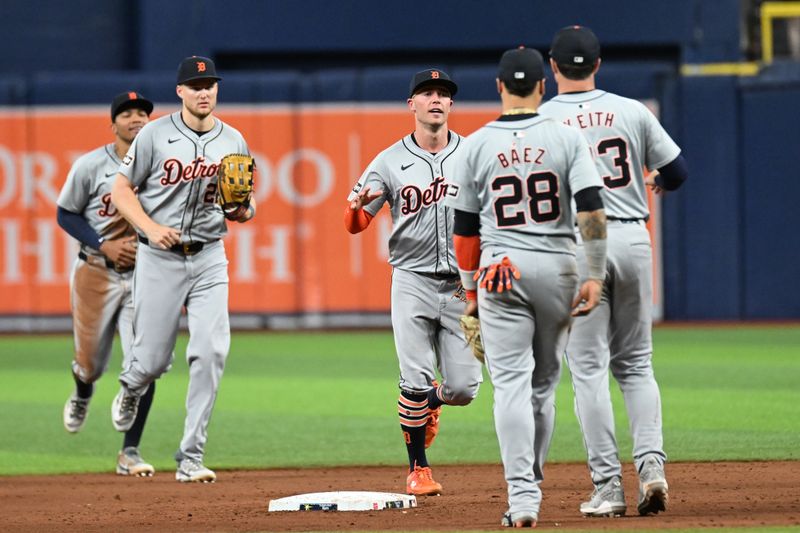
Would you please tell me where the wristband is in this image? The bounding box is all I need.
[458,268,478,291]
[583,239,607,281]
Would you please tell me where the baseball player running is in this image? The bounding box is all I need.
[447,47,607,528]
[540,25,689,517]
[345,69,483,496]
[110,56,256,483]
[57,91,157,476]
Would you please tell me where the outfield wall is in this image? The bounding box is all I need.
[1,0,799,324]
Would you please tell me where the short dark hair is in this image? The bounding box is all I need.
[503,78,537,98]
[556,61,595,81]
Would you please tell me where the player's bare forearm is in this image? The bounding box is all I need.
[576,208,607,242]
[111,174,181,248]
[111,174,156,233]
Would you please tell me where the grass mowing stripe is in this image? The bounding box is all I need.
[0,325,798,474]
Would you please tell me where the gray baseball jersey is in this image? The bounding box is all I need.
[58,144,136,252]
[539,90,680,219]
[118,111,248,463]
[347,131,482,401]
[540,90,681,485]
[57,144,135,383]
[348,133,460,275]
[446,113,603,517]
[120,111,249,244]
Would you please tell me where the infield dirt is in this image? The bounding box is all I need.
[1,461,798,531]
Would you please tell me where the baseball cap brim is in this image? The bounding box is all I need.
[111,94,154,122]
[410,79,458,97]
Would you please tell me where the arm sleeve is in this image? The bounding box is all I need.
[574,186,604,212]
[453,209,481,294]
[343,204,374,233]
[654,153,688,191]
[57,206,103,250]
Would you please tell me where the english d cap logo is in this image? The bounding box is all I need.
[177,55,222,84]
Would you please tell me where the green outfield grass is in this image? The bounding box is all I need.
[0,324,797,475]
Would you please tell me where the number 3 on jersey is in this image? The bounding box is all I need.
[596,137,631,189]
[492,171,560,227]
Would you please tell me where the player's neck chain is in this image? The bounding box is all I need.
[502,107,538,116]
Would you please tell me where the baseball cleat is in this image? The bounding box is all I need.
[424,406,441,449]
[406,465,442,496]
[637,456,669,515]
[580,476,627,517]
[63,392,91,433]
[501,511,538,528]
[111,386,140,432]
[176,458,216,483]
[116,446,155,477]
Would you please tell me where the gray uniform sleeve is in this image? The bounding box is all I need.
[444,138,480,213]
[347,158,389,216]
[565,129,604,194]
[640,103,681,170]
[119,125,153,188]
[57,155,91,213]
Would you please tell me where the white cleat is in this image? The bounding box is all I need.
[63,393,91,433]
[580,476,627,517]
[176,458,216,483]
[116,446,155,477]
[638,456,669,515]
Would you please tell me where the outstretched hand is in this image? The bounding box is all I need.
[350,186,382,211]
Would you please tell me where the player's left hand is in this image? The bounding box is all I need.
[644,170,663,195]
[99,235,137,267]
[474,256,520,293]
[350,186,383,211]
[571,278,603,317]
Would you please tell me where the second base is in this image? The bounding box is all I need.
[268,491,417,512]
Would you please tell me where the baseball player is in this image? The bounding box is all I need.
[109,56,256,483]
[345,69,483,496]
[540,25,689,517]
[447,47,607,528]
[57,91,157,476]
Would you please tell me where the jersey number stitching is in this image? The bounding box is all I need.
[596,137,632,189]
[492,171,561,227]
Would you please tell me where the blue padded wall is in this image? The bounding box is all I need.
[739,80,800,318]
[678,76,742,319]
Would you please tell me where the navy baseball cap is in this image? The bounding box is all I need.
[550,25,601,66]
[176,56,222,85]
[497,47,545,84]
[409,68,458,98]
[110,91,153,122]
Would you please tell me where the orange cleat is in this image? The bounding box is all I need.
[424,406,441,448]
[406,465,443,496]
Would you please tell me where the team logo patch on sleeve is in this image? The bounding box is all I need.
[122,154,134,166]
[446,184,460,198]
[352,183,363,195]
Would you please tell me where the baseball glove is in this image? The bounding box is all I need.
[459,315,485,364]
[216,153,255,220]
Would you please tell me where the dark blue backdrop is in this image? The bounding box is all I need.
[1,0,797,320]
